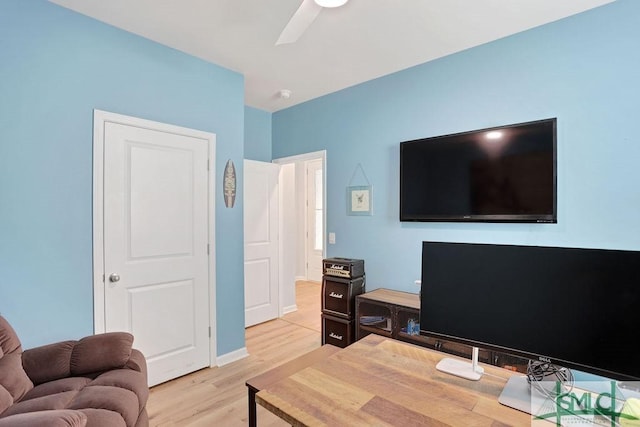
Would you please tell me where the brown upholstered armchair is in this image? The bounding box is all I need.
[0,315,148,427]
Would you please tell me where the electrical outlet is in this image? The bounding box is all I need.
[328,232,336,244]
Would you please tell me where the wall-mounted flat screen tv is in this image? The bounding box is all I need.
[400,118,557,223]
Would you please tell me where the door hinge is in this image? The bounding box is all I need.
[208,326,211,338]
[207,159,210,171]
[207,243,210,255]
[102,273,105,283]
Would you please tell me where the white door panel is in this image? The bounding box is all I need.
[244,160,280,327]
[244,260,271,310]
[103,121,210,386]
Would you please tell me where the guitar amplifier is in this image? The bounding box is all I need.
[322,314,354,348]
[322,275,365,319]
[322,257,365,279]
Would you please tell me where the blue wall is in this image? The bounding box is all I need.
[245,106,272,162]
[273,0,640,292]
[0,0,246,355]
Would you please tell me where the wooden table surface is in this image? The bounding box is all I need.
[246,344,341,427]
[256,334,530,426]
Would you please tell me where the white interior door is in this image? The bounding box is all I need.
[305,159,324,282]
[100,116,212,387]
[244,160,280,327]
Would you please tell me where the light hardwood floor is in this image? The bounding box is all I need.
[147,280,321,426]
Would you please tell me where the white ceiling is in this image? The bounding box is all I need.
[49,0,614,113]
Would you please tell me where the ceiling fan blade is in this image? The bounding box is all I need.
[276,0,322,46]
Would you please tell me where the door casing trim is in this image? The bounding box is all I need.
[92,109,217,366]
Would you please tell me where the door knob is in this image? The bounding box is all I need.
[109,273,121,283]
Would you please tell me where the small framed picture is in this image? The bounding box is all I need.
[347,185,372,216]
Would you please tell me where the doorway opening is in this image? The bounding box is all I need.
[273,150,326,312]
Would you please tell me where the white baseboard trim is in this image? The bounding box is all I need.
[216,346,249,366]
[282,304,298,315]
[295,275,306,282]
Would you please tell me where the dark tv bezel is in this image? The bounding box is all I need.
[418,241,640,382]
[399,118,558,224]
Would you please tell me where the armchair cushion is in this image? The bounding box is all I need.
[70,332,133,376]
[22,332,135,385]
[0,316,22,355]
[0,316,148,427]
[0,316,33,406]
[0,353,33,404]
[0,409,88,427]
[0,384,12,415]
[21,341,75,386]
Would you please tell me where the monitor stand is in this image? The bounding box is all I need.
[499,374,566,415]
[436,347,484,381]
[499,375,536,414]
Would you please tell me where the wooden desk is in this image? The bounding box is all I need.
[245,344,341,427]
[255,334,530,426]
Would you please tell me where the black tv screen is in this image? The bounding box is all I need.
[400,118,557,223]
[419,241,640,381]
